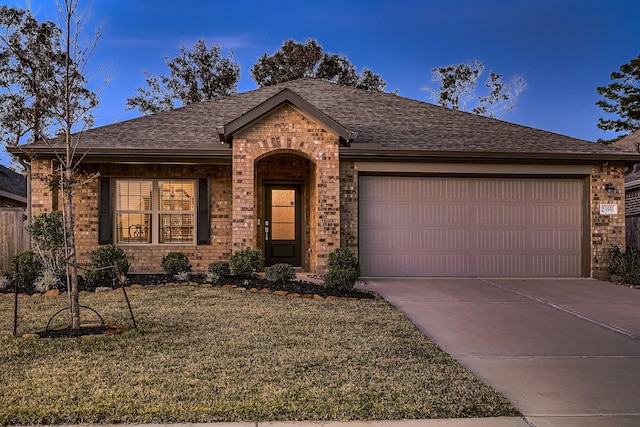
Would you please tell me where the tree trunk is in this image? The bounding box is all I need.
[65,168,80,329]
[63,2,80,330]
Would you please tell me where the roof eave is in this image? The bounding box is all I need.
[8,147,233,164]
[339,148,640,165]
[0,189,27,204]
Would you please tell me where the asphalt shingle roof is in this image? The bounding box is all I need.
[0,164,26,197]
[18,78,633,158]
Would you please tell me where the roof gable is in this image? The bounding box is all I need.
[216,88,357,145]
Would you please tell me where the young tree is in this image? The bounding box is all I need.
[1,2,101,329]
[55,0,101,329]
[596,54,640,143]
[126,39,240,115]
[250,38,387,92]
[424,59,526,119]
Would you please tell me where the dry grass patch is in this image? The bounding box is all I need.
[0,286,518,424]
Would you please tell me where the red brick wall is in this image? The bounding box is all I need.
[232,104,340,273]
[590,164,625,277]
[31,160,232,273]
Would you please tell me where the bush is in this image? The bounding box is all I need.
[26,211,65,278]
[265,263,296,283]
[10,251,43,292]
[84,245,130,286]
[0,272,12,292]
[208,261,231,277]
[324,248,361,292]
[230,248,263,278]
[161,252,192,275]
[608,245,640,285]
[33,269,62,293]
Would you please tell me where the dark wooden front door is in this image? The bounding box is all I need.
[264,184,302,267]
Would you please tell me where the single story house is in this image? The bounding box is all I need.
[0,164,27,208]
[614,129,640,247]
[9,78,638,277]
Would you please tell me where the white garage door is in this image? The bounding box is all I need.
[359,176,584,277]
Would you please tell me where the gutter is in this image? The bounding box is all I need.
[6,146,233,164]
[0,189,27,205]
[339,148,640,165]
[9,145,639,166]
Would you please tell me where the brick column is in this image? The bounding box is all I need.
[232,139,256,251]
[590,164,625,278]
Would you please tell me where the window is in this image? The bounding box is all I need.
[115,179,196,245]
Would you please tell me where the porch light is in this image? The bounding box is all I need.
[604,182,616,196]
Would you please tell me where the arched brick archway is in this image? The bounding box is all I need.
[231,104,340,273]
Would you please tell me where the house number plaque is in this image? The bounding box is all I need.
[599,204,618,215]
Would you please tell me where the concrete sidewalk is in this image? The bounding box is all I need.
[362,278,640,427]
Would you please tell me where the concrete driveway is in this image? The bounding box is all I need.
[362,278,640,427]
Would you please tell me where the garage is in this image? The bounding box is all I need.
[359,175,585,277]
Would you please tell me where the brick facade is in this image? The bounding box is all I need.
[590,164,626,277]
[232,104,340,273]
[30,160,232,273]
[339,160,358,255]
[26,127,627,278]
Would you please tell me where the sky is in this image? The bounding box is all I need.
[1,0,639,166]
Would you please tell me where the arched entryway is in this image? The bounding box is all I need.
[256,153,315,271]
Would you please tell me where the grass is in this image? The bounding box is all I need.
[0,285,519,424]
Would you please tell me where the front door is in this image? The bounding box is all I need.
[264,184,302,267]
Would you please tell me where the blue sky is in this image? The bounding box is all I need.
[2,0,639,165]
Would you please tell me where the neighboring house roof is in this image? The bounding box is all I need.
[614,130,640,186]
[0,164,27,205]
[9,78,636,163]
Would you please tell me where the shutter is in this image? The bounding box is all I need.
[98,178,112,245]
[197,178,210,245]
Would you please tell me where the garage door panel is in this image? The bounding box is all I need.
[360,176,583,277]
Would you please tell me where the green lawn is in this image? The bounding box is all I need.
[0,285,519,424]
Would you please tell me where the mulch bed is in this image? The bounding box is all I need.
[127,273,376,300]
[27,324,129,339]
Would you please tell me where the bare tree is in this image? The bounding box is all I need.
[1,1,102,328]
[424,60,526,119]
[53,0,102,329]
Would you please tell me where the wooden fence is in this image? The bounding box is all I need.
[0,208,29,272]
[627,215,640,249]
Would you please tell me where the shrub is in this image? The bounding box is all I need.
[265,263,296,283]
[208,261,231,277]
[324,248,361,292]
[0,272,12,291]
[230,248,263,278]
[84,245,130,286]
[161,252,192,275]
[11,251,43,292]
[174,271,191,283]
[34,269,63,293]
[26,211,65,279]
[608,245,640,285]
[204,271,219,284]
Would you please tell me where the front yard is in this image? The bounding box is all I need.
[0,284,518,424]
